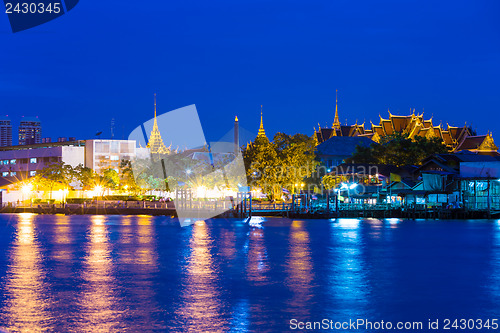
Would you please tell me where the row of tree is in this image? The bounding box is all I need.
[29,160,140,197]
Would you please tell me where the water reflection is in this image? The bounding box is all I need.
[119,215,163,330]
[177,221,229,331]
[330,219,370,318]
[75,215,122,332]
[488,220,500,316]
[52,215,73,261]
[246,227,270,285]
[284,220,314,318]
[2,213,51,331]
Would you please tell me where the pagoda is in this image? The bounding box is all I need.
[257,105,267,139]
[147,93,169,154]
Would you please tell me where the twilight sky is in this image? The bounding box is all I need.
[1,0,499,144]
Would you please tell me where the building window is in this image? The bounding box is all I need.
[30,171,36,176]
[111,141,120,153]
[30,158,37,163]
[110,155,119,161]
[10,159,16,165]
[10,172,16,176]
[2,172,8,177]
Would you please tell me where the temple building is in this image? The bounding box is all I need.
[315,94,498,155]
[146,94,169,154]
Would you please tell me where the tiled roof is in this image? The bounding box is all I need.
[456,135,487,151]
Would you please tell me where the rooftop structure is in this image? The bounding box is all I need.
[315,96,498,155]
[257,105,267,139]
[146,94,169,154]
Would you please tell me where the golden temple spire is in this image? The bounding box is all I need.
[257,105,267,139]
[147,93,169,154]
[333,89,340,130]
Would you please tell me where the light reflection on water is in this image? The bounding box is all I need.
[284,220,314,318]
[0,215,498,331]
[176,220,229,332]
[74,215,122,333]
[2,213,51,332]
[329,218,370,319]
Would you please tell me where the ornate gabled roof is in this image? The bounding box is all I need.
[433,126,443,140]
[146,93,169,154]
[317,128,335,143]
[456,133,498,152]
[381,119,393,136]
[479,133,498,151]
[441,130,454,146]
[391,115,409,132]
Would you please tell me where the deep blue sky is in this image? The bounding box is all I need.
[1,0,499,144]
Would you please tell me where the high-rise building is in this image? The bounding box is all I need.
[0,116,12,147]
[18,117,41,145]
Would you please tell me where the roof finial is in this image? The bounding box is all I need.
[257,105,267,138]
[154,93,157,119]
[333,89,340,130]
[147,93,169,154]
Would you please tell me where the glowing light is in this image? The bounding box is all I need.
[186,169,192,175]
[21,183,33,195]
[341,183,348,189]
[349,183,358,189]
[93,185,103,196]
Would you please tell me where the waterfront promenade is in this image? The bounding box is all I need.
[3,196,499,219]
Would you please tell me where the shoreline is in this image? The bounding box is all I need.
[1,206,499,220]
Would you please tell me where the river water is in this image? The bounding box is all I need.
[0,214,499,332]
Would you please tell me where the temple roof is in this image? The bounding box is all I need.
[315,107,497,154]
[257,105,267,139]
[455,134,498,152]
[146,94,169,154]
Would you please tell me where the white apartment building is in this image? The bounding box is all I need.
[0,139,140,187]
